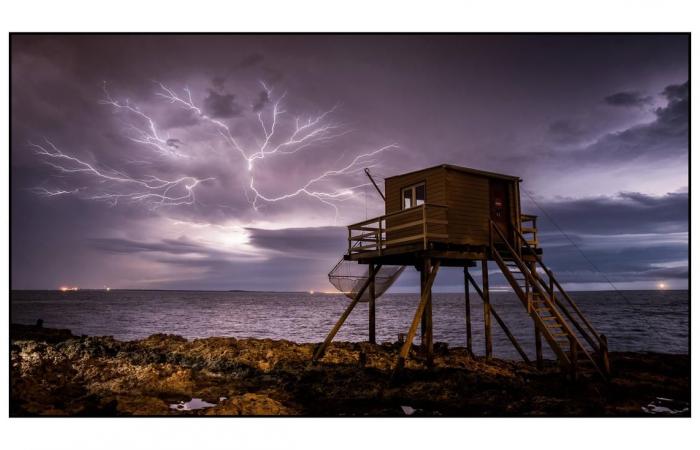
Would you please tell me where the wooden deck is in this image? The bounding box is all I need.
[345,204,541,266]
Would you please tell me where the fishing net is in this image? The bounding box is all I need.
[328,258,405,302]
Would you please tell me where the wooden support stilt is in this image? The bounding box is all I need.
[420,264,427,348]
[465,271,530,363]
[481,259,492,359]
[464,266,472,354]
[393,260,441,374]
[424,257,433,365]
[570,336,578,381]
[312,264,382,363]
[535,328,543,370]
[368,263,376,345]
[600,334,611,375]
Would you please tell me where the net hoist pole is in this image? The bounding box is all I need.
[364,168,385,201]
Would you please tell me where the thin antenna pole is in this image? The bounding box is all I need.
[364,168,385,201]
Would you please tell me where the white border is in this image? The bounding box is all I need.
[1,1,696,449]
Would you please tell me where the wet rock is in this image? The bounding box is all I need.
[9,324,690,417]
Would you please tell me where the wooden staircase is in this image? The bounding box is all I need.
[490,220,610,379]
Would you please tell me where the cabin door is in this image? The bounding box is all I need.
[489,180,513,245]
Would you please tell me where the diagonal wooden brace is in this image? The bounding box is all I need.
[466,270,531,364]
[392,260,441,374]
[311,264,382,364]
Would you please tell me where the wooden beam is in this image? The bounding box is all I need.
[311,264,382,363]
[482,259,492,359]
[393,260,441,373]
[424,257,433,365]
[535,328,543,370]
[464,266,472,354]
[369,263,376,344]
[466,271,530,364]
[420,263,427,347]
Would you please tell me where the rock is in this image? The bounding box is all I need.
[9,324,690,417]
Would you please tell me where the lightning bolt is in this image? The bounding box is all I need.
[32,80,398,221]
[99,82,186,159]
[31,139,213,209]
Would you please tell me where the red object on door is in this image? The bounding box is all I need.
[490,180,512,244]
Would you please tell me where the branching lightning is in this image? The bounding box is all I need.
[31,139,213,209]
[32,80,398,220]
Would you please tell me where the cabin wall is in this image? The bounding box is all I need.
[445,169,491,245]
[384,167,447,245]
[385,167,446,214]
[380,166,521,249]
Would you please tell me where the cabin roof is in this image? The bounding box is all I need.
[385,164,521,182]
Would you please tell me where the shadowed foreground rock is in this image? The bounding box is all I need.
[10,324,689,416]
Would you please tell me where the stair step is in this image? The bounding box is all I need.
[541,316,558,321]
[551,332,569,337]
[546,323,563,329]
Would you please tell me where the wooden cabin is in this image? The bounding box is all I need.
[317,163,610,380]
[346,164,538,263]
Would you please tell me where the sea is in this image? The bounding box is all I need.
[10,290,688,360]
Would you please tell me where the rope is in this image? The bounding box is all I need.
[522,187,666,340]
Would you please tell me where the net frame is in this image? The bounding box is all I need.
[327,258,404,301]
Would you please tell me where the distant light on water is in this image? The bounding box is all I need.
[59,286,79,292]
[657,282,667,290]
[309,290,315,294]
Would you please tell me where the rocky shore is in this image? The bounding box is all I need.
[10,324,690,416]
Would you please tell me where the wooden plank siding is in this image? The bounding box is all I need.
[385,166,447,214]
[385,167,447,245]
[380,164,521,250]
[445,168,491,245]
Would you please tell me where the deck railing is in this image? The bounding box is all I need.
[520,214,538,247]
[347,204,448,256]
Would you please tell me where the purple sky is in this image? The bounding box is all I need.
[11,34,688,291]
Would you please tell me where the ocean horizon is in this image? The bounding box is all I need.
[11,289,688,360]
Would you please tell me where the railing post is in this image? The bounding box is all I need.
[378,219,383,255]
[422,204,428,250]
[347,227,352,255]
[548,269,555,300]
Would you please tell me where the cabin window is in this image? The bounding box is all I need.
[401,183,426,209]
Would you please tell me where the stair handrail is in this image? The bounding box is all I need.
[491,221,606,379]
[513,226,604,348]
[490,221,577,362]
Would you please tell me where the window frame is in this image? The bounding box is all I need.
[400,182,426,210]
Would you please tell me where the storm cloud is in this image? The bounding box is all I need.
[604,91,652,107]
[10,34,688,291]
[203,89,243,118]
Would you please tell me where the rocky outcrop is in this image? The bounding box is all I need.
[10,324,690,416]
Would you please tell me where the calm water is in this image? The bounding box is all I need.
[10,290,688,360]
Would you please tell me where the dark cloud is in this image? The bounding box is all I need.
[528,235,688,283]
[252,90,270,112]
[203,89,243,118]
[531,191,688,235]
[534,79,689,166]
[604,91,651,107]
[247,226,346,257]
[90,236,209,255]
[9,35,688,290]
[166,138,182,149]
[663,80,688,101]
